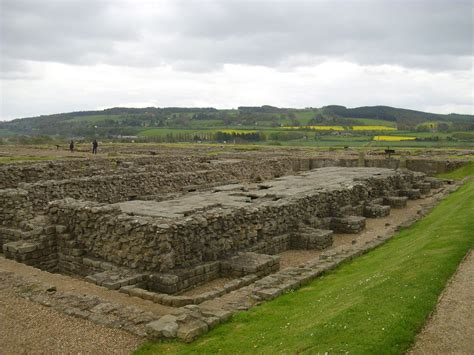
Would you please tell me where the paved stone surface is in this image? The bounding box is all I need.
[115,167,403,219]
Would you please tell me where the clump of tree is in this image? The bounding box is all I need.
[269,131,306,141]
[214,131,265,142]
[308,113,358,126]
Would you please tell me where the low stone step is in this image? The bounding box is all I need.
[425,177,444,189]
[3,240,40,255]
[220,252,280,278]
[363,204,390,218]
[383,196,408,208]
[85,270,146,290]
[331,216,366,234]
[147,261,221,294]
[414,182,431,195]
[0,226,25,248]
[398,188,421,200]
[290,228,333,250]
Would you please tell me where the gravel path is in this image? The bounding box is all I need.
[409,249,474,354]
[0,286,143,354]
[0,258,173,315]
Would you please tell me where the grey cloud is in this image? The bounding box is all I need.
[1,0,472,75]
[1,0,140,70]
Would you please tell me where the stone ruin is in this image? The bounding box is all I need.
[0,152,453,340]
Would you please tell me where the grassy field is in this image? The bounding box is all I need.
[437,161,474,180]
[67,114,124,123]
[0,156,75,164]
[135,180,474,354]
[351,118,397,127]
[132,125,474,148]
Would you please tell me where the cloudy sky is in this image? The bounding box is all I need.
[0,0,472,120]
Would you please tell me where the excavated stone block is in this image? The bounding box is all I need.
[177,319,209,342]
[399,189,421,200]
[425,177,444,189]
[383,196,408,208]
[363,204,390,218]
[290,228,333,250]
[146,315,179,339]
[331,216,366,234]
[220,252,280,277]
[254,287,283,301]
[415,182,431,195]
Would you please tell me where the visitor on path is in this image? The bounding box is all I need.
[92,139,98,154]
[69,140,74,152]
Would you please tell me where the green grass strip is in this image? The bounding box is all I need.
[135,181,474,355]
[437,161,474,180]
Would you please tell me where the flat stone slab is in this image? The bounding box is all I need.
[146,315,179,339]
[114,167,406,220]
[85,270,146,290]
[220,252,280,277]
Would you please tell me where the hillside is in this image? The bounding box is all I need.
[0,105,472,140]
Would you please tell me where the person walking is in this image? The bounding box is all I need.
[69,140,74,152]
[92,139,98,154]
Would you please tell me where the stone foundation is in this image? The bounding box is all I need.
[0,153,458,343]
[220,252,280,278]
[363,204,391,218]
[290,228,334,250]
[331,216,366,233]
[383,196,408,208]
[1,154,449,314]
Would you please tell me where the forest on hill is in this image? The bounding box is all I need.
[1,105,472,139]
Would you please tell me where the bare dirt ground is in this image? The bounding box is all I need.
[0,287,143,354]
[0,145,91,159]
[0,258,174,315]
[0,258,176,354]
[409,249,474,355]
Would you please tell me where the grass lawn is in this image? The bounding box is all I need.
[135,180,474,355]
[0,156,61,164]
[351,118,397,127]
[437,161,474,180]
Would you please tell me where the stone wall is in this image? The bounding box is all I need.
[308,156,465,175]
[405,159,465,175]
[0,156,218,189]
[46,169,423,275]
[20,170,233,206]
[1,154,465,191]
[2,157,302,210]
[0,188,34,227]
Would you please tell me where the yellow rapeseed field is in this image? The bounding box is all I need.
[287,126,345,131]
[352,126,396,131]
[218,129,257,134]
[373,135,417,141]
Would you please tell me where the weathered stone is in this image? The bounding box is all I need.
[331,216,366,233]
[290,228,333,250]
[145,315,179,339]
[363,204,390,218]
[177,319,208,342]
[221,252,280,277]
[383,196,408,208]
